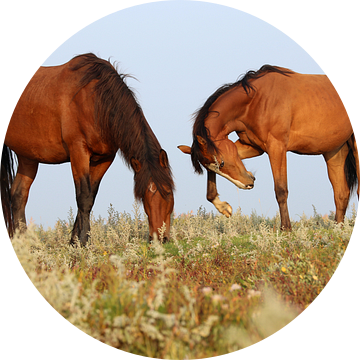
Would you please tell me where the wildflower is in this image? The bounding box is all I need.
[211,294,225,303]
[247,289,261,299]
[201,287,212,295]
[313,275,318,280]
[281,266,287,273]
[229,283,242,292]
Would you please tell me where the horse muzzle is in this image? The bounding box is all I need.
[245,173,256,189]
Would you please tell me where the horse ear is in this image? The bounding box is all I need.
[159,149,169,168]
[130,157,142,173]
[196,135,207,153]
[177,145,191,155]
[196,136,207,146]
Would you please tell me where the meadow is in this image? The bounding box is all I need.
[12,203,355,359]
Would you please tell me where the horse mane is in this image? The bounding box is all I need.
[191,65,293,173]
[69,53,174,199]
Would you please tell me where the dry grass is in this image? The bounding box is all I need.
[11,203,355,359]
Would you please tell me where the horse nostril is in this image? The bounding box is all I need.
[162,236,169,244]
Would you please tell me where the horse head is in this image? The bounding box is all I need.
[178,135,255,189]
[131,149,174,243]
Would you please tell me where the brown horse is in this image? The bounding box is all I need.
[1,53,174,244]
[179,65,358,230]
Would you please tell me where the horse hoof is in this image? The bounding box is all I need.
[221,203,232,217]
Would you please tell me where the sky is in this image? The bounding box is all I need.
[3,0,357,228]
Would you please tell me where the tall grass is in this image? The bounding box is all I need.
[11,203,355,359]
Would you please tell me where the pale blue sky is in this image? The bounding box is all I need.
[17,0,356,227]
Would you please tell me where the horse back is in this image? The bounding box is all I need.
[250,72,352,154]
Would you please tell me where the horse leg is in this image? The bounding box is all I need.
[206,170,232,217]
[323,143,351,223]
[11,157,39,233]
[69,148,93,246]
[88,156,114,216]
[267,142,291,230]
[70,152,114,246]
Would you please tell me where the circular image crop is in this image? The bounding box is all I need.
[1,1,358,359]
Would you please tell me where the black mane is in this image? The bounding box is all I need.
[191,65,293,173]
[70,53,174,199]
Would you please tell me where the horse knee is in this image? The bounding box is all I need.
[75,176,95,213]
[76,193,93,211]
[206,183,218,203]
[275,184,288,204]
[334,189,350,210]
[11,186,28,213]
[207,192,216,203]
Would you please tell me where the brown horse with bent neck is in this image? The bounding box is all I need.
[179,65,358,230]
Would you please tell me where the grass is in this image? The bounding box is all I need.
[11,202,355,359]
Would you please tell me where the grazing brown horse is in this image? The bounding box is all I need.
[1,53,174,244]
[179,65,358,230]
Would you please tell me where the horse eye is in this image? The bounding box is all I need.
[220,160,224,168]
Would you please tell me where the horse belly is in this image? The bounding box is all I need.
[288,116,352,154]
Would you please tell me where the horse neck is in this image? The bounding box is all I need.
[205,87,252,139]
[125,112,161,161]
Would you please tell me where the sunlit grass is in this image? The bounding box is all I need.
[12,203,355,359]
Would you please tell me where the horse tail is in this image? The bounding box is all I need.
[345,135,358,197]
[1,144,15,237]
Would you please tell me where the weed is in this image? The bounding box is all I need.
[10,204,355,359]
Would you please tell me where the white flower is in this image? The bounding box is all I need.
[229,283,242,292]
[247,289,261,299]
[201,287,212,295]
[211,294,226,303]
